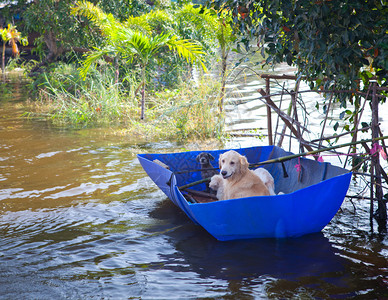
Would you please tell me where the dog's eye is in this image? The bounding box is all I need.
[230,161,235,165]
[221,159,225,163]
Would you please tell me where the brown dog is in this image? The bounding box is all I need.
[219,150,270,200]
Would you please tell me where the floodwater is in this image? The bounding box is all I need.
[0,70,387,299]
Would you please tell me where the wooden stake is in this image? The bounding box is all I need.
[266,78,273,145]
[371,82,387,232]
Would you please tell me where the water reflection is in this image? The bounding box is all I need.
[146,200,351,298]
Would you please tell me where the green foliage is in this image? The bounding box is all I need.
[4,0,232,100]
[148,75,224,140]
[30,63,137,126]
[3,0,234,134]
[207,0,388,102]
[0,24,28,73]
[22,0,91,52]
[28,63,224,141]
[2,0,152,65]
[72,1,208,119]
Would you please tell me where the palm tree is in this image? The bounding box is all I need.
[0,24,28,74]
[72,1,207,119]
[174,5,236,112]
[216,14,236,112]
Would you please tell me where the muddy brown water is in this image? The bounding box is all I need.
[0,72,387,299]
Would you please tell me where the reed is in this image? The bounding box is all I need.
[27,64,224,141]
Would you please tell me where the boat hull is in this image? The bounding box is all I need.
[138,146,351,241]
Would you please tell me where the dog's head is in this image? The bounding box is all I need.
[219,150,249,180]
[196,152,215,166]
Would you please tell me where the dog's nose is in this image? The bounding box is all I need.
[221,170,227,176]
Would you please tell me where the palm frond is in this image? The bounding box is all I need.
[175,4,217,37]
[125,15,152,34]
[72,1,119,41]
[118,31,151,62]
[145,10,174,32]
[167,36,208,72]
[79,45,117,79]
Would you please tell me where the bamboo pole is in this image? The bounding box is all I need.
[250,135,388,168]
[370,151,375,232]
[311,125,372,143]
[178,135,388,190]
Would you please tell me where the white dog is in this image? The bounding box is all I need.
[253,167,275,195]
[218,150,270,200]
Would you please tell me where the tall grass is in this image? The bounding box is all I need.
[30,63,138,126]
[145,75,224,141]
[28,63,225,141]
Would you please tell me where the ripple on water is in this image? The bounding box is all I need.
[1,73,388,299]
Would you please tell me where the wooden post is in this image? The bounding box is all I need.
[291,90,304,152]
[257,89,314,153]
[266,78,273,145]
[370,157,375,233]
[344,84,370,168]
[318,92,334,150]
[352,95,359,168]
[371,82,387,232]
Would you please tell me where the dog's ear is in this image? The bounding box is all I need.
[240,155,249,171]
[219,153,224,169]
[196,154,200,162]
[207,153,215,161]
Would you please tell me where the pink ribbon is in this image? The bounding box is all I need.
[370,143,387,160]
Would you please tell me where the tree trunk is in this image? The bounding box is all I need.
[219,46,227,113]
[140,66,146,120]
[43,30,64,63]
[371,82,387,232]
[114,56,119,84]
[2,43,5,74]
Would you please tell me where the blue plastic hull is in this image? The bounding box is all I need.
[138,146,351,241]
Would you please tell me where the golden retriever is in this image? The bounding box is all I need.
[218,150,270,200]
[209,174,225,200]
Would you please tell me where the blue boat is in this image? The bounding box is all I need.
[137,146,351,241]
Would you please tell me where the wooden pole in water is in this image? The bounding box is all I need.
[266,78,273,145]
[257,89,314,153]
[371,82,387,232]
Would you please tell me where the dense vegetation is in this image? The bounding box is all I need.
[0,0,235,141]
[1,0,388,140]
[208,0,388,100]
